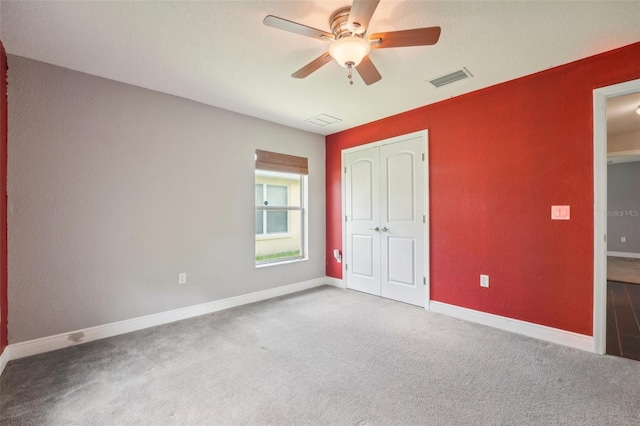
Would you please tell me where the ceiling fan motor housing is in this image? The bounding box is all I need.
[331,7,364,39]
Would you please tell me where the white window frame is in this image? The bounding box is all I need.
[255,170,307,266]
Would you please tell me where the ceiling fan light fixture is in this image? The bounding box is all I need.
[329,36,370,68]
[264,1,441,85]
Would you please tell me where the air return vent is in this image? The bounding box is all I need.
[305,114,342,126]
[429,68,472,88]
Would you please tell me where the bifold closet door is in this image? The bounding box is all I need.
[379,137,425,306]
[345,147,381,296]
[344,135,425,306]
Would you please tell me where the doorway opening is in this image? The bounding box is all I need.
[605,93,640,360]
[593,79,640,356]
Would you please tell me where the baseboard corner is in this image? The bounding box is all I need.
[325,276,345,288]
[0,346,9,377]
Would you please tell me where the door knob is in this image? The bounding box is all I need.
[369,227,380,231]
[381,227,389,232]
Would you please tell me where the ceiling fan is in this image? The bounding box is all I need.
[263,0,441,86]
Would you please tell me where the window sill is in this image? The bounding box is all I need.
[255,257,308,269]
[256,233,292,241]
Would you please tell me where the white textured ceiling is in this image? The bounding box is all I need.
[1,1,639,136]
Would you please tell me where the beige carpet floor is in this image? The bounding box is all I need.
[2,286,640,425]
[608,256,640,285]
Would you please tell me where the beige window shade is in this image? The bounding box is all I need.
[255,150,308,175]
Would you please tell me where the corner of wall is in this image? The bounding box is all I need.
[0,345,8,377]
[0,39,8,357]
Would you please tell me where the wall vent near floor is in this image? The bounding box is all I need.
[429,68,473,88]
[305,114,342,126]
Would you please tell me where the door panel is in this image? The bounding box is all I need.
[345,148,380,296]
[387,237,415,285]
[386,152,415,221]
[380,137,425,306]
[351,234,374,277]
[351,160,374,221]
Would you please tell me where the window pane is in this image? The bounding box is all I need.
[255,184,264,205]
[256,210,302,263]
[255,211,264,235]
[266,211,287,234]
[266,185,287,206]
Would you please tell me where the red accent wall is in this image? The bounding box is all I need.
[326,42,640,336]
[0,40,7,353]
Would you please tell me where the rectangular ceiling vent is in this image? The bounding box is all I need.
[305,114,342,127]
[429,68,472,88]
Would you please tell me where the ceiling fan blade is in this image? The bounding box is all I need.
[370,27,441,48]
[356,55,382,85]
[292,53,333,79]
[264,15,334,41]
[347,0,380,33]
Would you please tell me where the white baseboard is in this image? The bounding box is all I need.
[429,301,594,352]
[325,277,345,288]
[0,346,8,377]
[607,251,640,259]
[3,277,332,365]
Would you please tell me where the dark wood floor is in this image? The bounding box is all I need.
[607,281,640,361]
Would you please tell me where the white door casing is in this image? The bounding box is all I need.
[593,78,640,354]
[343,131,428,307]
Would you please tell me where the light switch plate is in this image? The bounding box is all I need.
[480,274,489,288]
[551,205,570,220]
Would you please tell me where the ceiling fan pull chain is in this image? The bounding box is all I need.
[347,62,354,85]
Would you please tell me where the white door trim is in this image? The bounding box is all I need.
[593,78,640,354]
[341,130,430,308]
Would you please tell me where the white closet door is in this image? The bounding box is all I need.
[380,137,425,306]
[345,147,381,296]
[344,134,426,307]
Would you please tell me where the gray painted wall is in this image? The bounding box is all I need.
[7,56,326,343]
[607,161,640,253]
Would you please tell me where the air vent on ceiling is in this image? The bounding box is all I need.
[429,68,473,88]
[305,114,342,127]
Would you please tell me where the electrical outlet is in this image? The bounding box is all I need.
[178,273,187,285]
[480,274,489,288]
[621,237,626,243]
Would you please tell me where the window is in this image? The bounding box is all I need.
[255,150,308,265]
